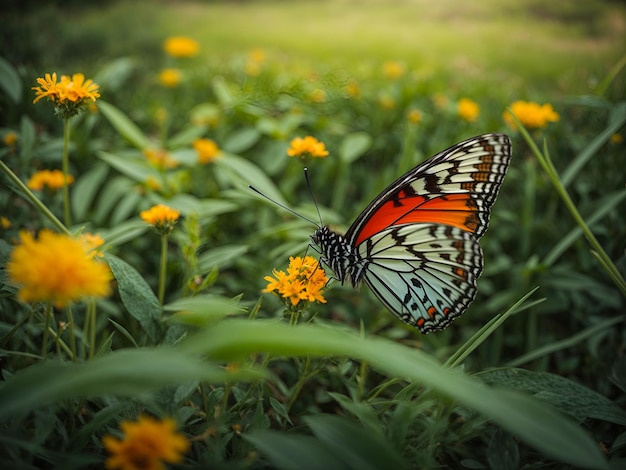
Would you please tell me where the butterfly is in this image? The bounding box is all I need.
[311,133,511,333]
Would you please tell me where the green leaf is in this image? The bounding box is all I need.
[182,320,609,469]
[0,56,22,103]
[97,220,148,248]
[198,245,248,273]
[479,368,626,425]
[163,294,245,326]
[339,131,372,164]
[98,100,150,149]
[71,162,109,222]
[106,255,161,343]
[19,116,36,163]
[223,127,261,154]
[245,431,348,470]
[305,414,408,470]
[167,125,208,149]
[98,151,153,182]
[0,348,257,418]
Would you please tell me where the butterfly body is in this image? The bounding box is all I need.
[312,133,511,333]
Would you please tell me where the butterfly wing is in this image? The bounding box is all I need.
[345,133,511,246]
[358,224,483,332]
[345,133,511,332]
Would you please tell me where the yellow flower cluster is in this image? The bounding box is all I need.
[504,100,560,129]
[287,136,329,159]
[27,169,74,191]
[457,98,480,122]
[163,36,200,58]
[193,138,221,164]
[143,148,178,169]
[264,256,328,307]
[159,68,182,88]
[102,416,190,470]
[7,230,112,308]
[383,60,406,79]
[140,204,180,233]
[33,73,100,118]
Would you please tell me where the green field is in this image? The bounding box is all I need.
[1,1,625,469]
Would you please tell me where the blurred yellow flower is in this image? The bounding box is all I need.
[344,80,360,99]
[309,88,327,103]
[504,100,560,129]
[611,133,623,144]
[383,60,405,79]
[7,230,112,308]
[140,204,180,233]
[3,131,18,146]
[264,256,328,307]
[287,136,329,159]
[378,94,395,109]
[432,93,449,110]
[145,176,162,191]
[193,138,221,164]
[457,98,480,122]
[159,68,182,88]
[163,36,199,58]
[407,108,422,124]
[143,148,179,169]
[102,416,190,470]
[33,73,100,118]
[81,232,105,258]
[1,216,11,229]
[245,48,266,76]
[27,169,74,191]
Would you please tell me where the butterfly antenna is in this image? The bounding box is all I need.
[249,185,319,227]
[304,167,324,226]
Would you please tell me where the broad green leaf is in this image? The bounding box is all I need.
[106,255,161,343]
[163,294,245,326]
[198,245,248,273]
[223,127,261,154]
[19,116,36,163]
[98,100,150,149]
[339,131,372,164]
[97,219,149,248]
[305,414,408,470]
[72,162,109,222]
[98,151,153,182]
[0,57,22,103]
[94,57,137,92]
[245,431,347,470]
[167,125,208,149]
[479,368,626,426]
[182,320,609,469]
[0,348,259,418]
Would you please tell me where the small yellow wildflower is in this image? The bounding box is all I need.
[102,416,190,470]
[1,216,11,229]
[145,176,162,191]
[264,256,328,307]
[611,133,623,144]
[383,61,406,79]
[287,136,329,159]
[81,233,105,258]
[407,109,422,124]
[309,88,327,103]
[193,138,221,164]
[245,48,266,76]
[344,80,360,99]
[378,94,395,110]
[457,98,480,122]
[7,230,112,308]
[33,72,100,118]
[504,100,560,129]
[140,204,180,233]
[159,68,182,88]
[27,169,74,191]
[143,148,179,169]
[3,131,18,146]
[163,36,200,58]
[432,93,449,110]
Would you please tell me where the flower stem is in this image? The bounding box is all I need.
[0,160,70,235]
[42,302,53,357]
[66,305,77,363]
[62,117,72,226]
[86,300,97,360]
[158,233,168,304]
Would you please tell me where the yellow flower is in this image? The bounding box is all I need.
[287,136,329,159]
[457,98,480,122]
[193,138,221,164]
[140,204,180,233]
[245,48,266,76]
[432,93,449,110]
[309,88,327,103]
[143,148,178,169]
[102,416,190,470]
[163,36,199,58]
[158,68,182,88]
[33,72,100,118]
[504,100,560,129]
[27,169,74,191]
[81,232,105,258]
[7,230,112,308]
[145,176,162,191]
[3,131,18,146]
[1,216,11,229]
[264,256,328,307]
[611,133,623,144]
[383,60,405,79]
[407,108,422,124]
[378,94,395,110]
[344,80,360,99]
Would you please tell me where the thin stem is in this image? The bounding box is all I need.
[158,233,168,304]
[66,305,77,363]
[62,117,72,226]
[84,300,97,360]
[41,303,53,357]
[0,160,69,235]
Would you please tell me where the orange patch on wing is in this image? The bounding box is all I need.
[355,193,479,245]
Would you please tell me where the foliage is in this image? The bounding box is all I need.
[1,2,625,468]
